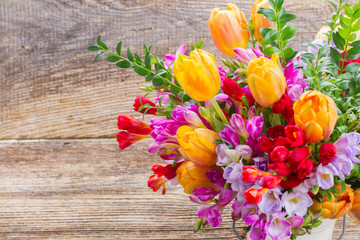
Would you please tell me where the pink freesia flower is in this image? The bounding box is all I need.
[164,44,186,68]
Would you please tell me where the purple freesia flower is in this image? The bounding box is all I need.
[330,154,353,180]
[219,126,241,148]
[265,212,291,240]
[198,204,224,227]
[245,116,264,140]
[252,157,270,172]
[216,144,231,166]
[242,203,259,225]
[223,162,243,184]
[316,164,335,189]
[230,114,247,138]
[287,216,304,228]
[191,187,219,202]
[246,137,263,157]
[258,187,283,215]
[156,92,171,106]
[249,214,267,240]
[334,132,360,164]
[234,46,265,64]
[219,66,230,81]
[282,189,313,217]
[284,61,308,102]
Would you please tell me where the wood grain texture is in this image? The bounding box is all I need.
[0,0,357,139]
[0,139,359,240]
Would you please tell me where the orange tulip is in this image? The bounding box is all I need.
[176,161,222,194]
[293,90,338,143]
[176,126,220,167]
[251,0,274,43]
[173,49,221,101]
[208,3,249,56]
[310,183,354,219]
[349,188,360,223]
[247,54,287,107]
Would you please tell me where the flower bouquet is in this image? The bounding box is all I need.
[88,0,360,239]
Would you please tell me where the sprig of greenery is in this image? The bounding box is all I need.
[88,35,183,95]
[258,0,298,66]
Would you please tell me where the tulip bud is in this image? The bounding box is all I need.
[173,49,221,101]
[208,3,249,56]
[251,0,274,43]
[247,56,287,107]
[176,161,221,194]
[349,188,360,223]
[176,126,220,167]
[294,90,338,143]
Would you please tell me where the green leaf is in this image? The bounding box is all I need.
[134,67,149,76]
[261,29,278,46]
[349,33,357,42]
[352,20,360,32]
[97,35,108,50]
[153,69,167,79]
[152,78,164,87]
[301,53,315,61]
[87,46,101,51]
[340,15,351,29]
[333,32,345,50]
[145,55,152,70]
[276,0,284,9]
[116,60,132,68]
[127,48,134,62]
[329,187,340,194]
[170,84,181,94]
[340,181,347,193]
[116,41,122,56]
[107,55,120,62]
[263,46,280,57]
[94,51,105,63]
[258,8,276,22]
[281,25,297,41]
[196,40,204,49]
[351,40,360,48]
[344,62,360,72]
[345,4,354,16]
[324,191,332,201]
[338,28,349,39]
[347,46,360,60]
[145,73,154,81]
[279,13,296,23]
[284,47,295,59]
[325,0,337,11]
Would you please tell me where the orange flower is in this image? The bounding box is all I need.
[349,188,360,223]
[293,90,338,143]
[208,3,249,56]
[176,161,222,194]
[251,0,274,43]
[176,126,220,167]
[310,183,354,219]
[247,54,287,107]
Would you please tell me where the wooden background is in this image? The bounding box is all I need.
[0,0,359,239]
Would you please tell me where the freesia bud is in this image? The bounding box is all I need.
[173,49,221,101]
[242,166,267,182]
[208,3,249,56]
[244,188,268,204]
[230,114,247,138]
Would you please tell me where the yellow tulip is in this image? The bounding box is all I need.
[251,0,274,43]
[208,3,249,56]
[310,183,354,219]
[246,54,287,107]
[293,90,338,143]
[176,161,222,194]
[176,125,220,167]
[173,49,221,101]
[315,25,332,41]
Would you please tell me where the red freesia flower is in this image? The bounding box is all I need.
[280,174,303,189]
[289,147,311,163]
[147,162,183,195]
[259,136,274,153]
[273,136,290,149]
[296,158,314,179]
[242,166,267,182]
[262,175,282,189]
[221,78,245,102]
[319,142,337,165]
[272,94,294,123]
[268,162,292,176]
[285,125,304,148]
[270,146,289,163]
[134,96,157,115]
[116,131,149,150]
[117,114,152,135]
[340,52,360,73]
[244,188,268,204]
[267,125,285,138]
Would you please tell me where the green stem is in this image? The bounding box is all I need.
[104,49,183,92]
[210,98,230,125]
[275,9,286,66]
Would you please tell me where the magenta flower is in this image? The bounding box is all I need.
[191,187,219,202]
[245,116,264,140]
[234,46,265,64]
[230,114,247,138]
[265,212,291,240]
[249,213,267,240]
[219,126,241,148]
[284,61,308,102]
[198,204,224,227]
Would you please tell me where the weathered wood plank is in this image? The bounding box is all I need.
[0,0,357,139]
[0,139,359,239]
